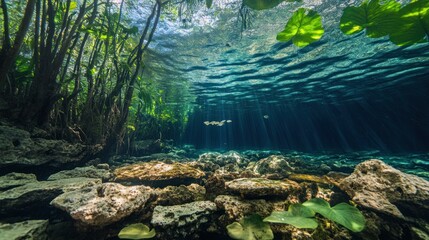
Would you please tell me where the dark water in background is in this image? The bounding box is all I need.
[182,76,429,152]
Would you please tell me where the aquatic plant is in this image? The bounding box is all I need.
[227,214,274,240]
[264,198,365,232]
[263,203,318,229]
[276,8,324,47]
[118,223,156,239]
[340,0,429,46]
[276,0,428,47]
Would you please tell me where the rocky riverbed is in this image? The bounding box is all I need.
[0,124,428,240]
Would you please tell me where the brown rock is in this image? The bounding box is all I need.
[288,174,333,185]
[225,178,300,198]
[155,184,206,206]
[214,195,284,221]
[114,161,205,187]
[339,159,429,219]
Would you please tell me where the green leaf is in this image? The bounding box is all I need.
[243,0,284,10]
[227,214,274,240]
[69,1,77,11]
[340,0,401,38]
[302,198,366,232]
[389,0,429,46]
[276,8,324,47]
[206,0,213,9]
[263,204,318,229]
[118,223,156,239]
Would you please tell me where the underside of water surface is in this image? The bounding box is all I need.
[141,0,429,153]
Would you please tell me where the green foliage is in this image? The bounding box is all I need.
[389,0,429,45]
[302,198,366,233]
[264,198,365,233]
[340,0,401,37]
[206,0,213,9]
[243,0,285,10]
[118,223,156,239]
[263,204,318,229]
[340,0,429,45]
[276,8,324,47]
[227,214,274,240]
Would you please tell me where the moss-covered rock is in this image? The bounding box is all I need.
[225,178,300,198]
[113,161,205,187]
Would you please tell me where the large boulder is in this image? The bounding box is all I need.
[339,159,429,219]
[225,178,300,198]
[198,151,249,167]
[151,201,217,239]
[0,177,101,216]
[48,165,112,181]
[51,183,153,227]
[113,161,205,187]
[0,172,37,191]
[154,184,206,206]
[247,155,294,178]
[0,125,89,168]
[214,195,281,221]
[0,220,48,240]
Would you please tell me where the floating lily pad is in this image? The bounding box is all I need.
[303,198,365,232]
[276,8,324,47]
[389,0,429,46]
[263,204,318,229]
[118,223,156,239]
[340,0,401,38]
[243,0,285,10]
[206,0,213,9]
[227,214,274,240]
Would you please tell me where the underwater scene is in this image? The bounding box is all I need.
[0,0,429,239]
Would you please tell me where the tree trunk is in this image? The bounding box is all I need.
[0,0,37,92]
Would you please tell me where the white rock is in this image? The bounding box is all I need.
[51,183,153,226]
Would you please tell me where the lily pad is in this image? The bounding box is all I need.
[243,0,285,10]
[206,0,213,9]
[276,8,324,47]
[389,0,429,46]
[302,198,365,232]
[340,0,401,38]
[227,214,274,240]
[118,223,156,239]
[263,204,318,229]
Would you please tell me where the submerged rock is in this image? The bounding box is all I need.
[339,159,429,219]
[51,183,153,227]
[48,165,112,181]
[198,151,249,167]
[0,125,89,168]
[248,155,294,178]
[151,201,217,239]
[155,184,206,206]
[214,195,282,221]
[0,220,48,240]
[0,177,100,216]
[288,173,333,186]
[0,172,37,191]
[113,161,205,187]
[225,178,300,198]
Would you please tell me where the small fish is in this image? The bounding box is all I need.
[221,120,226,123]
[263,115,269,119]
[226,120,232,123]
